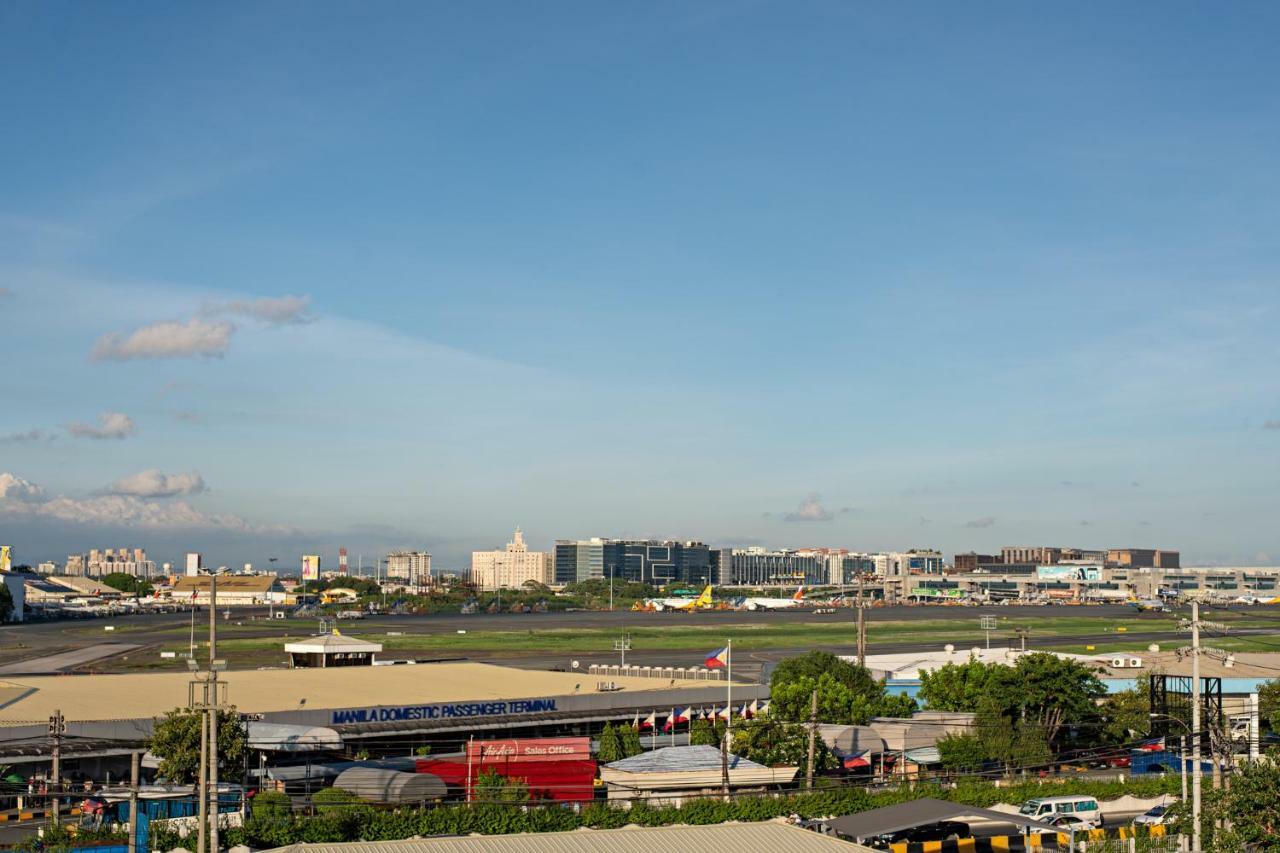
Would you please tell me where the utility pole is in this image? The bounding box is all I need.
[1191,600,1202,853]
[209,572,220,853]
[614,633,631,668]
[48,709,65,826]
[127,750,140,853]
[856,575,867,667]
[197,710,207,853]
[806,688,818,790]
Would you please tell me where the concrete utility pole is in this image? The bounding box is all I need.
[209,573,219,853]
[1191,600,1202,853]
[856,576,867,667]
[48,709,65,826]
[806,689,818,790]
[127,751,140,853]
[197,711,207,853]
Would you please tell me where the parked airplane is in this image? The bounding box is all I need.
[742,586,808,611]
[1127,597,1168,613]
[647,585,715,612]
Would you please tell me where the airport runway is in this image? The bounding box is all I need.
[0,643,141,675]
[0,601,1231,677]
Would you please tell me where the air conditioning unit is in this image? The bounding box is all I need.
[1111,657,1128,668]
[1128,657,1143,668]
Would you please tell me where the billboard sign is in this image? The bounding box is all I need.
[1036,565,1102,582]
[465,737,591,764]
[301,555,321,581]
[0,546,10,572]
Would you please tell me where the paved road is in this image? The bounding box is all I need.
[0,643,141,675]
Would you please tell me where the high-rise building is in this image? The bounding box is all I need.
[877,550,945,576]
[84,547,156,578]
[471,528,549,591]
[385,551,433,587]
[1001,546,1064,565]
[715,547,825,586]
[953,552,1000,573]
[602,540,711,586]
[186,553,203,576]
[1107,548,1180,569]
[65,554,86,576]
[554,539,604,585]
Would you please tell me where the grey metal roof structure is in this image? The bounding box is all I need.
[824,797,1059,842]
[603,745,762,773]
[817,725,886,755]
[261,821,876,853]
[331,768,447,805]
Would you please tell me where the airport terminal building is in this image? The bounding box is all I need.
[0,659,767,782]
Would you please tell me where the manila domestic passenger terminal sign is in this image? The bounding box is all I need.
[331,697,557,725]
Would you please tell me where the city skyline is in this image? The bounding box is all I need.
[3,4,1279,568]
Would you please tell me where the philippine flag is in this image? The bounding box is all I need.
[705,647,730,669]
[663,707,692,732]
[639,711,656,731]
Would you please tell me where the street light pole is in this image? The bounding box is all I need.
[1150,713,1190,829]
[1191,601,1202,853]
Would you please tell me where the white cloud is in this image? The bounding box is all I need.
[206,294,312,325]
[0,428,48,443]
[107,469,207,498]
[964,516,997,528]
[783,493,834,522]
[0,473,46,502]
[92,318,234,361]
[0,471,279,532]
[66,411,137,440]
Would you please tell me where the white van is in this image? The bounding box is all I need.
[1018,795,1104,829]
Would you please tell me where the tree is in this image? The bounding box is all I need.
[769,651,915,725]
[0,584,12,622]
[689,719,717,746]
[937,733,986,772]
[1011,721,1053,774]
[1099,686,1151,745]
[917,654,1104,749]
[1258,679,1280,731]
[1200,748,1280,850]
[596,723,624,763]
[918,659,1004,712]
[149,707,248,784]
[473,769,529,803]
[100,572,154,597]
[730,717,836,776]
[251,790,293,821]
[974,696,1017,775]
[1014,653,1105,746]
[618,724,643,758]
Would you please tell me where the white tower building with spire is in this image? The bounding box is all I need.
[470,527,550,590]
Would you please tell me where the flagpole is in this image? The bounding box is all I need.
[721,638,732,798]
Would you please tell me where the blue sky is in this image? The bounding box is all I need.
[2,2,1278,569]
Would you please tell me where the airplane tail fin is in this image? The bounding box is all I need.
[697,585,714,606]
[793,585,805,601]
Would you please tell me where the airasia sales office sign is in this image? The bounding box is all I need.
[465,737,591,764]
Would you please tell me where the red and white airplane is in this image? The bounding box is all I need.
[742,586,808,611]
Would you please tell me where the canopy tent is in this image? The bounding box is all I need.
[824,797,1059,843]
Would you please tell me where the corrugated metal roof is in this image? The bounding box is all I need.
[603,745,764,773]
[261,821,873,853]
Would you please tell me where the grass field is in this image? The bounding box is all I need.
[159,614,1187,656]
[47,606,1280,672]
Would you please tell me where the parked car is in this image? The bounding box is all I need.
[868,820,970,849]
[1133,804,1170,826]
[1019,795,1104,829]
